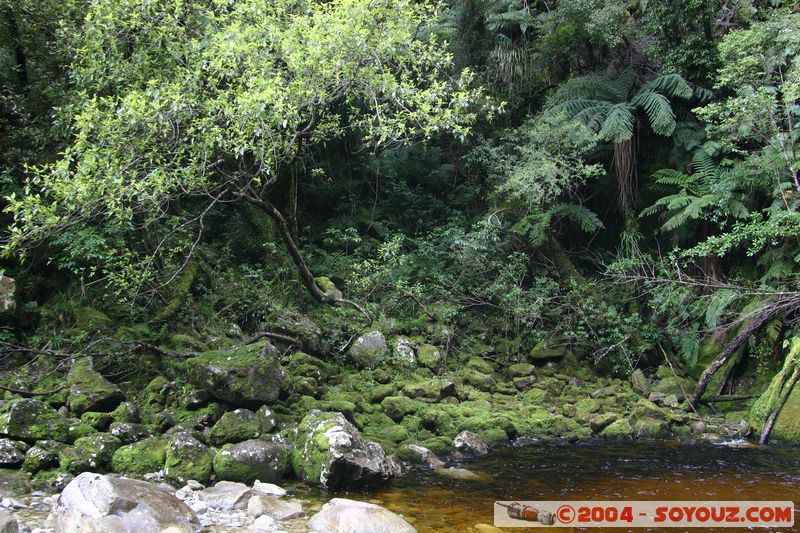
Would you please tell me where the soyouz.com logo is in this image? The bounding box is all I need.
[493,501,795,528]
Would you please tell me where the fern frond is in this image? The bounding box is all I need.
[651,168,693,187]
[640,73,693,99]
[631,91,676,136]
[598,103,635,142]
[549,203,605,232]
[705,289,738,328]
[691,150,716,182]
[554,76,625,103]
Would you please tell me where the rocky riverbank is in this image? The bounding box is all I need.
[0,325,763,531]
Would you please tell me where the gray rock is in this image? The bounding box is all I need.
[251,514,277,531]
[630,369,650,395]
[213,439,290,485]
[453,431,488,456]
[257,405,277,433]
[164,432,214,486]
[22,440,65,473]
[252,481,286,497]
[433,466,484,481]
[309,498,415,533]
[394,337,416,366]
[0,511,18,533]
[49,472,199,533]
[109,422,150,444]
[247,494,305,520]
[292,410,401,489]
[402,445,444,469]
[197,481,251,510]
[0,440,24,467]
[348,331,388,368]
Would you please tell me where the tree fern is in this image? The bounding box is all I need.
[550,203,605,233]
[630,91,676,136]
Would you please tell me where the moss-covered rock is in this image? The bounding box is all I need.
[529,338,568,361]
[348,331,388,368]
[462,369,496,392]
[466,357,494,374]
[417,344,443,369]
[600,418,635,440]
[22,440,66,473]
[73,307,112,332]
[421,409,454,435]
[632,417,670,439]
[109,422,150,444]
[110,401,139,423]
[208,409,262,445]
[59,433,122,473]
[213,439,290,484]
[66,358,124,415]
[111,437,166,475]
[291,410,400,489]
[186,342,283,406]
[164,432,214,485]
[381,396,419,422]
[402,379,447,400]
[0,399,70,443]
[367,384,396,404]
[80,411,113,430]
[508,363,535,378]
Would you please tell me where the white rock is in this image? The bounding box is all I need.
[197,481,252,510]
[453,431,489,456]
[247,495,305,520]
[309,498,415,533]
[252,514,277,531]
[252,481,287,497]
[188,500,208,514]
[48,472,199,533]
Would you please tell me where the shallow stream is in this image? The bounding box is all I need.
[326,441,800,532]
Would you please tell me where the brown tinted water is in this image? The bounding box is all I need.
[313,440,800,532]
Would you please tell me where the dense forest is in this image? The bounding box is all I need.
[0,0,799,530]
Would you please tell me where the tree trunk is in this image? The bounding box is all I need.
[689,311,775,407]
[3,7,28,89]
[245,196,336,304]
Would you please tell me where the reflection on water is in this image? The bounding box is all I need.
[335,441,800,532]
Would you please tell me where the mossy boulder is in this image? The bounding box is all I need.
[186,341,283,406]
[632,417,670,439]
[138,376,172,426]
[462,369,496,392]
[72,307,112,332]
[630,369,649,395]
[111,437,166,475]
[315,276,343,300]
[291,410,400,489]
[590,413,619,434]
[600,418,635,440]
[652,375,694,397]
[417,344,443,369]
[109,422,150,444]
[0,399,70,443]
[381,396,419,422]
[164,432,214,485]
[67,358,124,415]
[256,405,277,433]
[367,384,396,404]
[80,411,113,431]
[393,337,416,367]
[529,338,568,361]
[22,440,66,473]
[750,345,800,442]
[465,357,494,374]
[421,409,454,435]
[574,398,600,416]
[0,438,26,467]
[402,379,448,400]
[213,439,290,484]
[348,331,388,368]
[208,409,262,445]
[509,363,535,378]
[59,434,122,474]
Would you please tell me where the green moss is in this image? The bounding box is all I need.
[402,380,444,400]
[291,411,343,485]
[381,396,419,422]
[81,411,112,430]
[421,409,453,435]
[151,261,197,323]
[418,436,452,455]
[417,344,443,369]
[750,339,800,442]
[208,409,262,445]
[59,434,122,473]
[466,357,494,374]
[164,433,214,485]
[0,399,71,443]
[67,357,124,414]
[111,437,166,475]
[73,307,112,332]
[367,384,396,404]
[383,425,409,443]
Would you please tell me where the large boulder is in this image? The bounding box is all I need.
[59,434,122,474]
[348,331,388,368]
[164,432,214,485]
[213,439,290,485]
[292,410,400,489]
[0,439,24,467]
[453,431,488,456]
[111,437,166,476]
[417,344,443,369]
[309,498,415,533]
[49,472,199,533]
[67,358,125,415]
[186,342,283,406]
[0,399,70,443]
[208,408,262,445]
